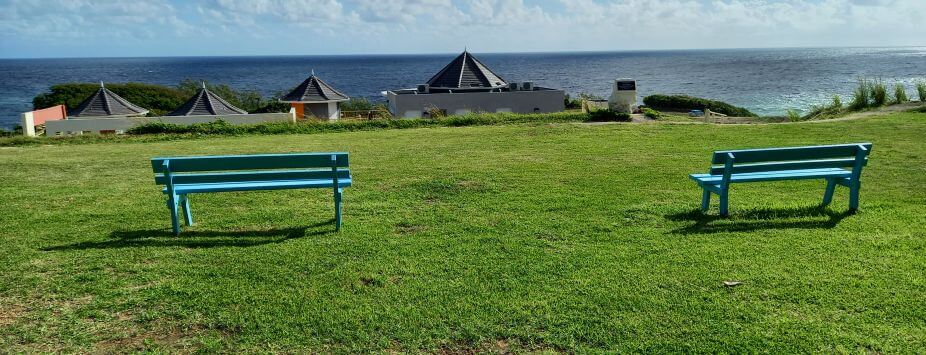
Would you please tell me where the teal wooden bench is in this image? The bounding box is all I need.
[152,152,351,235]
[690,143,872,216]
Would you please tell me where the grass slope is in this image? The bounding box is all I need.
[1,113,925,352]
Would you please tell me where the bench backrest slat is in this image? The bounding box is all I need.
[708,143,872,176]
[711,143,872,165]
[154,169,350,185]
[151,152,349,174]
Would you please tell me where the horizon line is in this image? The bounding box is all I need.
[1,45,923,61]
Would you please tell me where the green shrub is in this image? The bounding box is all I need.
[642,94,756,117]
[339,98,376,111]
[642,107,661,119]
[870,79,888,107]
[787,109,802,122]
[831,95,843,110]
[564,94,581,109]
[916,81,926,102]
[586,109,631,122]
[802,95,846,120]
[252,101,292,114]
[424,105,447,119]
[893,84,909,104]
[850,78,872,110]
[126,111,590,136]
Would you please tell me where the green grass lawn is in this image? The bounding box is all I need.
[1,113,925,352]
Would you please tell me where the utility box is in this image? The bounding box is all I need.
[609,79,637,113]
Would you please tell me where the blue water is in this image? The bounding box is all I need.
[1,47,925,128]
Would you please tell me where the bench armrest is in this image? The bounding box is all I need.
[331,154,339,188]
[162,160,175,195]
[851,144,868,181]
[721,152,735,187]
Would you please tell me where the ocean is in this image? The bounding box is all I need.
[1,47,924,129]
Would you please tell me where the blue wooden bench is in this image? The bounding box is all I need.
[152,152,351,235]
[690,143,872,216]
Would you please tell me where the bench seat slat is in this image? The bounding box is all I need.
[163,178,352,194]
[151,152,349,173]
[690,168,850,184]
[154,169,350,185]
[708,157,865,175]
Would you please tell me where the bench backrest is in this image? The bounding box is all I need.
[152,152,349,186]
[709,143,872,176]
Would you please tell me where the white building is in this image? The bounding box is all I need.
[386,51,565,118]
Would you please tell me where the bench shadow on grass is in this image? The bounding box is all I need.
[42,219,337,251]
[666,205,854,235]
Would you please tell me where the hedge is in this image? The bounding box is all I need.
[126,112,593,136]
[643,94,757,117]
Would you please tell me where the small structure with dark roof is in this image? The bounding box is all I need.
[385,50,564,118]
[69,82,149,118]
[169,82,247,116]
[280,72,349,120]
[426,51,507,90]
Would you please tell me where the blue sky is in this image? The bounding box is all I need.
[1,0,924,58]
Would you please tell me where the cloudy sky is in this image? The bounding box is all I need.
[1,0,923,58]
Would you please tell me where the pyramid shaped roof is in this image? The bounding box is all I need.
[281,74,349,103]
[426,51,507,89]
[69,82,149,117]
[169,83,247,116]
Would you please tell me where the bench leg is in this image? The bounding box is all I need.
[822,178,837,206]
[719,189,730,217]
[849,180,861,212]
[167,194,181,236]
[180,194,194,226]
[701,188,711,212]
[334,188,343,231]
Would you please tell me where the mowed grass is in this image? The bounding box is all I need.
[1,114,925,352]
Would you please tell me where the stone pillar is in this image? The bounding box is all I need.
[21,111,35,137]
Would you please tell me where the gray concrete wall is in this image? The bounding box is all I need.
[46,110,296,136]
[387,89,565,118]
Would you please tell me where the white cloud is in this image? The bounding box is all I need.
[349,0,462,24]
[2,0,925,57]
[0,0,194,41]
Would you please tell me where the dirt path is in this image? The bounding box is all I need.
[802,102,925,123]
[581,102,926,126]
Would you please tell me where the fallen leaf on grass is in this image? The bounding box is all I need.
[722,281,742,287]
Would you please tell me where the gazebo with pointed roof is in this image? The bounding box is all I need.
[169,82,247,116]
[281,72,350,120]
[69,82,149,118]
[426,50,507,90]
